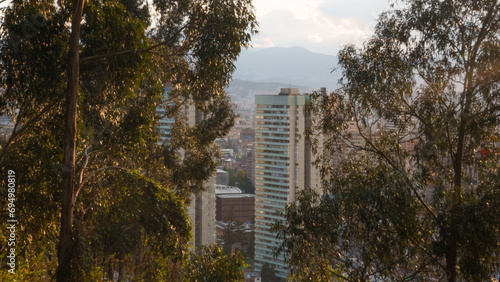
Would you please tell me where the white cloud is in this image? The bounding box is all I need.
[250,0,390,55]
[251,37,275,48]
[308,34,324,43]
[252,0,325,19]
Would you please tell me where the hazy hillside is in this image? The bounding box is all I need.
[231,46,340,90]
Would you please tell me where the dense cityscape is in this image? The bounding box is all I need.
[0,0,499,281]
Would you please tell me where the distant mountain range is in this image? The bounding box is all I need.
[227,46,340,100]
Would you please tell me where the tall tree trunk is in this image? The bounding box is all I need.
[445,237,457,282]
[118,254,125,282]
[56,0,85,281]
[195,194,203,247]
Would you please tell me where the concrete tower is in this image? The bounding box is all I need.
[254,88,321,279]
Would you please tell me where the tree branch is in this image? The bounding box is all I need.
[158,96,189,119]
[80,25,187,65]
[0,95,62,164]
[76,144,91,190]
[74,166,127,200]
[349,104,438,222]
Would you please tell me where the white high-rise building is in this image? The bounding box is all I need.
[157,85,215,247]
[254,88,322,279]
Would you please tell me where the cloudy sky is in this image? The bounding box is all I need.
[250,0,392,55]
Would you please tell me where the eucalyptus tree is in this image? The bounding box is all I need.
[0,0,257,280]
[274,0,499,281]
[184,245,246,282]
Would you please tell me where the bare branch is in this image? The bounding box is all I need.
[158,96,189,119]
[76,144,92,188]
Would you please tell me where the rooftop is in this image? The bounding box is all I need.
[215,185,242,194]
[279,88,299,96]
[217,193,255,199]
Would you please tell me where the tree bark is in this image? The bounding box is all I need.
[56,0,85,281]
[195,194,203,247]
[445,237,457,282]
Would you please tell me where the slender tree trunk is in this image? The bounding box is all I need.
[445,77,473,282]
[445,133,464,282]
[445,237,457,282]
[195,194,203,247]
[118,255,125,282]
[107,262,114,281]
[56,0,85,281]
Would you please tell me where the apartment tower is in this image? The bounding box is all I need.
[157,85,216,247]
[254,88,321,279]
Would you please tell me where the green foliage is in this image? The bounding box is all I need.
[272,189,341,281]
[226,168,254,193]
[185,245,246,282]
[276,0,499,281]
[0,0,257,279]
[221,218,253,258]
[222,220,244,252]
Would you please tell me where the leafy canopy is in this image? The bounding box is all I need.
[274,0,499,281]
[0,0,257,280]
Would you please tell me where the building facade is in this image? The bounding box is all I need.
[215,190,255,258]
[157,85,215,247]
[253,88,321,279]
[216,193,255,223]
